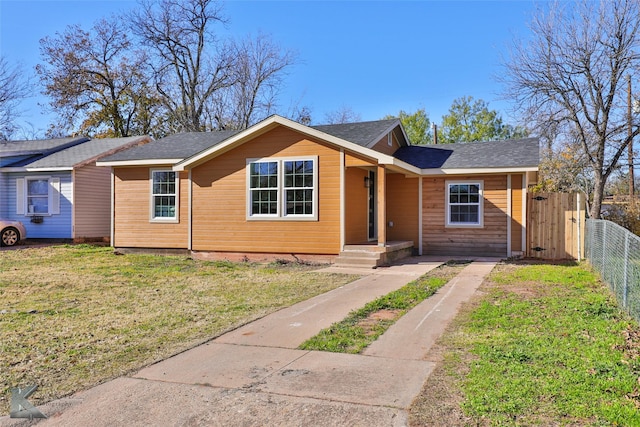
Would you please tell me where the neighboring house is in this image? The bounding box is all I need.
[0,136,151,241]
[97,115,539,266]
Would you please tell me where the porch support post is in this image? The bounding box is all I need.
[188,169,193,251]
[507,174,512,258]
[339,149,345,250]
[418,176,423,255]
[377,164,387,247]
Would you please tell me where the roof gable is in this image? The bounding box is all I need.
[172,115,402,171]
[311,119,406,148]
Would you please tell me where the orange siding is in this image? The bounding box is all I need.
[369,132,398,156]
[422,174,508,257]
[511,174,524,253]
[345,168,369,244]
[73,163,112,239]
[113,168,189,248]
[191,126,341,254]
[345,152,376,167]
[386,173,419,245]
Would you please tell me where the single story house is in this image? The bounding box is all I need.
[97,115,539,266]
[0,135,151,241]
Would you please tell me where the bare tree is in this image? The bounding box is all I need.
[503,0,640,219]
[213,33,296,130]
[324,105,361,124]
[0,57,30,140]
[37,18,153,137]
[131,0,236,132]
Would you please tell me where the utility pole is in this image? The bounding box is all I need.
[629,75,635,197]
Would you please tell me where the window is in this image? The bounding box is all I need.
[284,160,314,215]
[16,176,60,216]
[247,157,317,220]
[249,161,278,215]
[27,179,49,214]
[446,181,483,227]
[151,170,178,221]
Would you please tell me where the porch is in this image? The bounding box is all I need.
[333,241,414,268]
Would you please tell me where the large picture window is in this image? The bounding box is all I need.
[446,181,483,227]
[151,170,178,221]
[248,157,317,220]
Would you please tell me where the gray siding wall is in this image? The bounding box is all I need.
[73,164,111,239]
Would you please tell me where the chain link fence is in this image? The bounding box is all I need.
[586,219,640,322]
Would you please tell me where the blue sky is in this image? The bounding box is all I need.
[0,0,540,136]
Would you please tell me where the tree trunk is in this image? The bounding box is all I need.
[591,175,606,219]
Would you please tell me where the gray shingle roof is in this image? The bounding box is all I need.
[21,136,150,168]
[393,138,539,169]
[100,131,240,162]
[0,137,88,156]
[312,119,399,147]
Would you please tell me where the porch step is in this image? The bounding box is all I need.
[333,252,381,269]
[333,241,414,269]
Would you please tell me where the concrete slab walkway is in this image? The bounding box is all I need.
[1,257,498,427]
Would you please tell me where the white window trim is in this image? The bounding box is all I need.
[18,176,60,216]
[445,180,484,228]
[246,156,319,221]
[149,169,179,223]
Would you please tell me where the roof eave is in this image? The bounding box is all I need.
[419,166,539,176]
[384,158,422,175]
[96,158,183,167]
[0,166,74,172]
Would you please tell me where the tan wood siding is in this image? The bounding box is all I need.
[511,174,524,253]
[369,132,398,155]
[422,174,508,256]
[386,173,419,245]
[112,168,189,248]
[345,152,376,167]
[191,126,341,254]
[345,168,369,244]
[73,163,112,239]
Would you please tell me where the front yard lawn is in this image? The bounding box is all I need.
[0,244,357,413]
[410,262,640,426]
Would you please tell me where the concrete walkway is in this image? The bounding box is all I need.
[1,257,498,427]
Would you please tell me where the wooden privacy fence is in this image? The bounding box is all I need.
[527,192,586,260]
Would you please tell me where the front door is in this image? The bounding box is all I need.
[368,170,376,241]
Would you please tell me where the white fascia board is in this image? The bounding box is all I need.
[419,166,539,176]
[173,115,405,172]
[96,159,183,167]
[0,166,74,172]
[384,158,422,175]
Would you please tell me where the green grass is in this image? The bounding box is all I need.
[299,262,466,354]
[410,262,640,426]
[0,244,357,413]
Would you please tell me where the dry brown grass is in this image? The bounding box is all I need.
[0,244,357,412]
